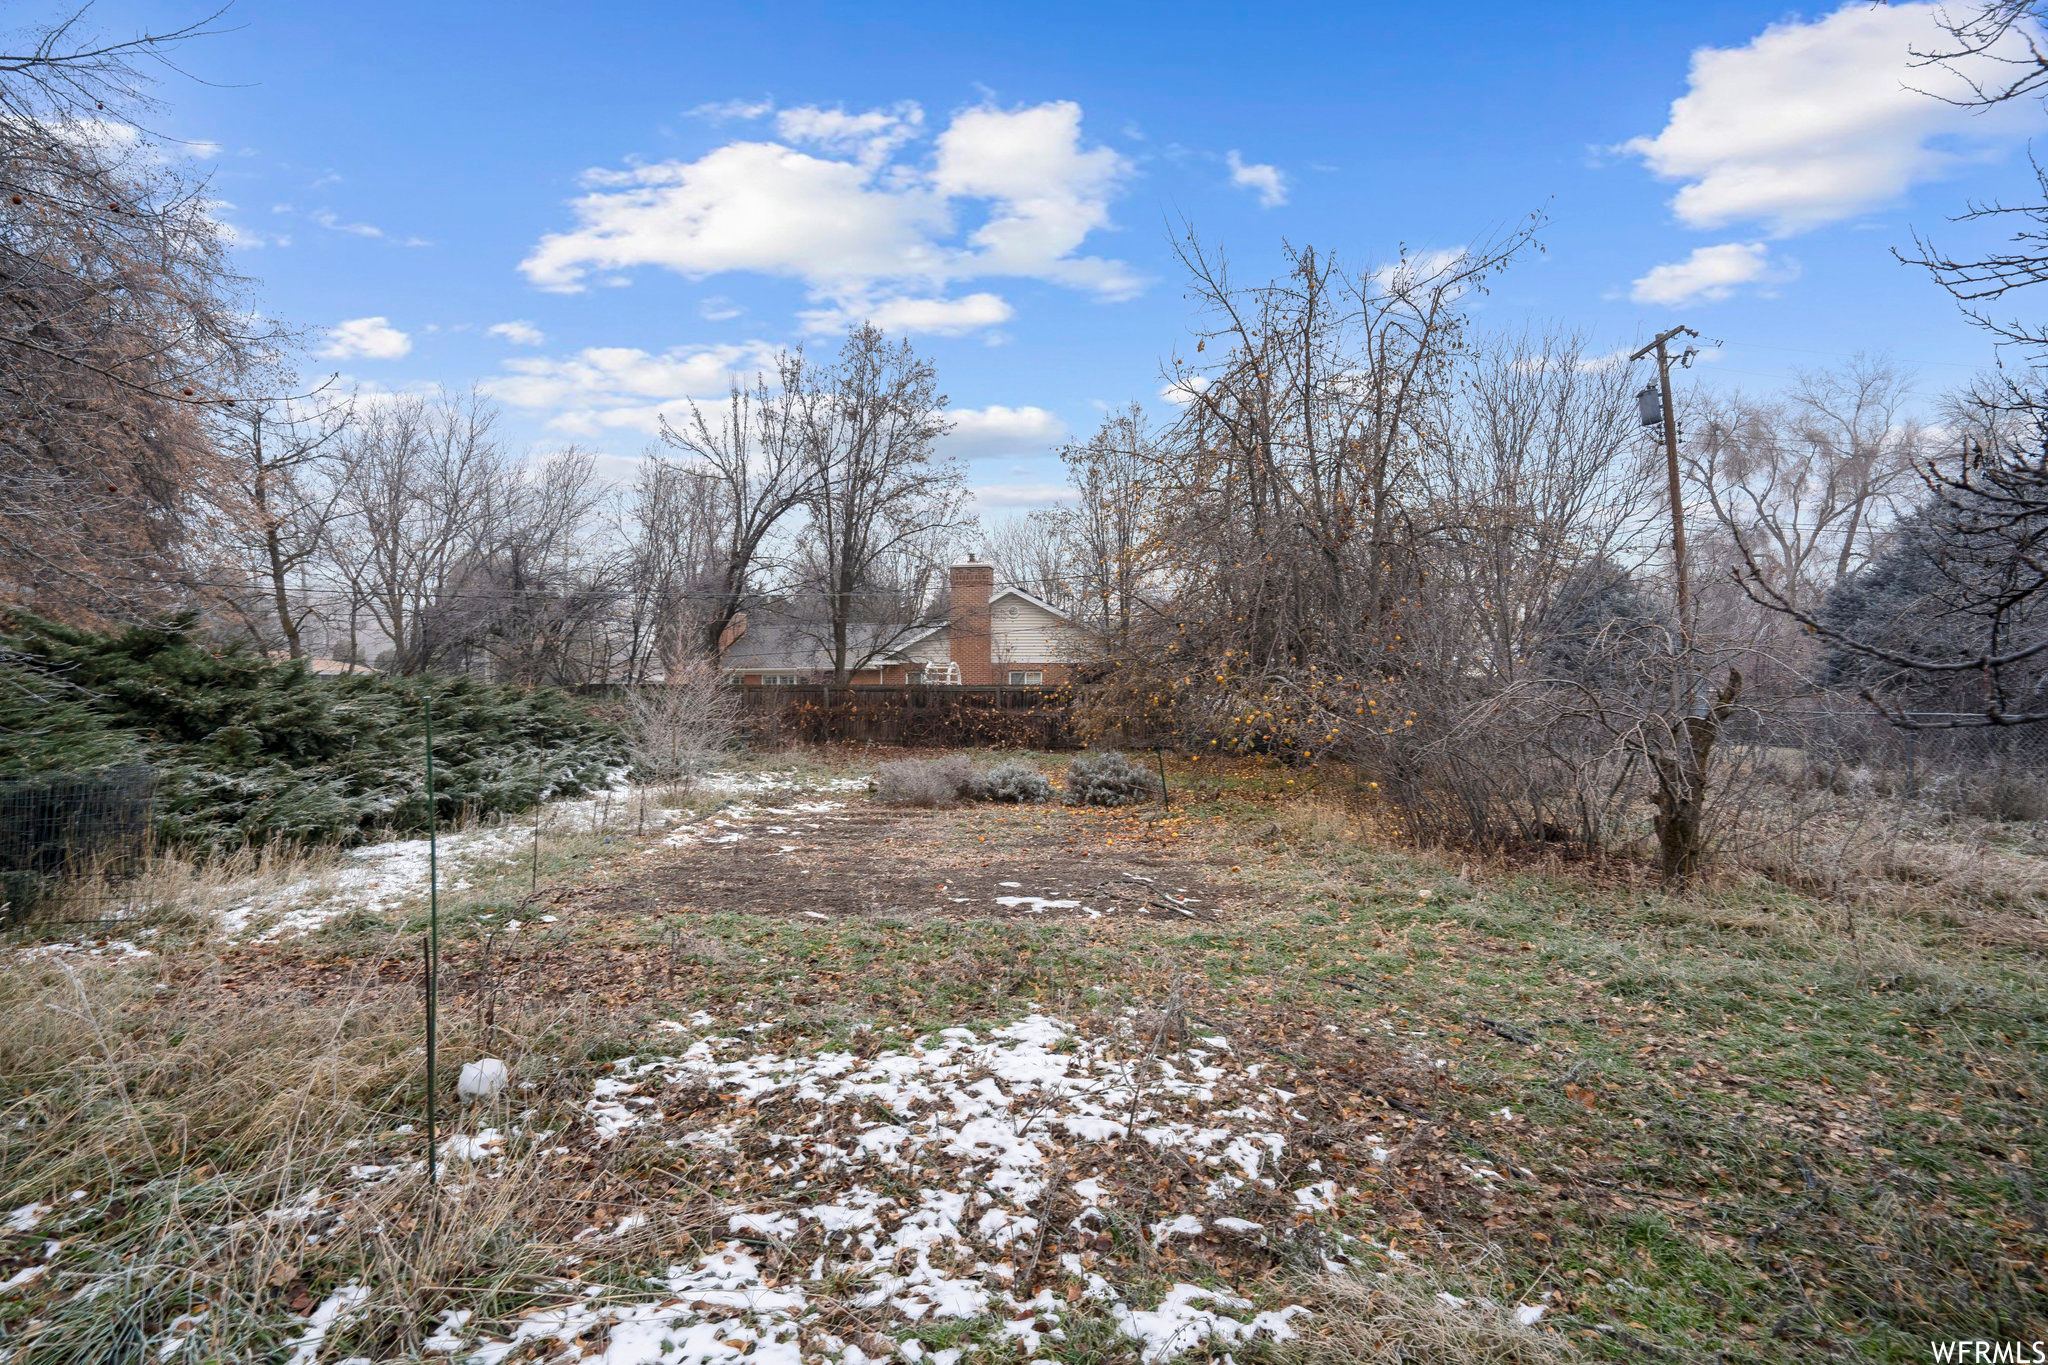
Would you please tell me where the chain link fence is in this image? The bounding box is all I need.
[1731,709,2048,816]
[0,765,157,929]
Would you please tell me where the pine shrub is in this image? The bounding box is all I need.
[875,754,973,807]
[0,612,625,850]
[1064,749,1162,807]
[969,760,1052,803]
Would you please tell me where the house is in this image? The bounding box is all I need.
[271,652,380,676]
[721,556,1084,686]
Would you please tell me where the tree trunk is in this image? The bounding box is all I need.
[1649,668,1742,888]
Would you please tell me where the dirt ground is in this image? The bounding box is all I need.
[590,800,1232,923]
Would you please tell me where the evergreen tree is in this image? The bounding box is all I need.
[0,612,624,848]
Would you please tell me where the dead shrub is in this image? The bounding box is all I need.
[1966,772,2048,823]
[874,754,973,807]
[627,663,744,794]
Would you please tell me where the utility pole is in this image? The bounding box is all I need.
[1630,325,1699,654]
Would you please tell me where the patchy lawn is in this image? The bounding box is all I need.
[2,750,2042,1362]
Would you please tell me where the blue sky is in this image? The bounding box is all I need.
[70,0,2048,506]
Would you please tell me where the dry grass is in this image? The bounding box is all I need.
[1274,766,2048,949]
[4,836,342,942]
[6,744,2042,1361]
[1282,1271,1575,1364]
[0,939,657,1363]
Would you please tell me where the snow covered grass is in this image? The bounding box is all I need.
[169,1005,1535,1365]
[0,986,1348,1363]
[455,1007,1327,1363]
[1,760,878,959]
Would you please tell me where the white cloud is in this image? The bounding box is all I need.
[774,102,924,164]
[969,481,1074,509]
[799,291,1015,336]
[1225,150,1288,208]
[1630,242,1791,305]
[1625,2,2033,235]
[699,296,742,321]
[1159,374,1211,406]
[483,341,779,435]
[525,141,948,292]
[928,103,1136,296]
[209,203,288,250]
[310,208,384,239]
[942,404,1067,460]
[322,375,444,410]
[520,100,1138,332]
[690,98,774,123]
[488,320,546,346]
[318,316,412,361]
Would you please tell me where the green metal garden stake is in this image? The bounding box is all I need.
[425,693,440,1186]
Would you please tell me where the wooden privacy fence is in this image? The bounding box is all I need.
[737,684,1079,749]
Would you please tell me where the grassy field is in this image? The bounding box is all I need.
[0,748,2041,1363]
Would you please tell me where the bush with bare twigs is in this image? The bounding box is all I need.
[875,754,973,806]
[626,663,743,793]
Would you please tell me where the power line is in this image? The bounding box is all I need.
[1701,335,1988,373]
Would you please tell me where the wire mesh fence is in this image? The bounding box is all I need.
[0,765,157,930]
[1729,709,2048,813]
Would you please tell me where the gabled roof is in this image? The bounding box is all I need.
[718,583,1080,673]
[719,617,927,672]
[989,585,1069,619]
[882,586,1076,653]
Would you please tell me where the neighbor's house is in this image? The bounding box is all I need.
[719,557,1084,686]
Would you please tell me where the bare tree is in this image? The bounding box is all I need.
[455,448,619,686]
[1741,397,2048,726]
[1425,328,1657,688]
[656,356,818,658]
[1048,404,1168,654]
[618,454,730,683]
[0,6,274,625]
[1113,226,1538,763]
[796,324,966,682]
[324,392,509,674]
[980,511,1071,607]
[1690,359,1923,619]
[1901,1,2048,358]
[1089,227,1762,882]
[1735,5,2048,726]
[206,397,351,656]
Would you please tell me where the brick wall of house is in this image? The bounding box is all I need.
[995,662,1072,686]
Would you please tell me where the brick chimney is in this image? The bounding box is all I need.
[716,611,748,654]
[948,556,994,685]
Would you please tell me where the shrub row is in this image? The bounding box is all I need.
[874,751,1158,808]
[0,613,624,850]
